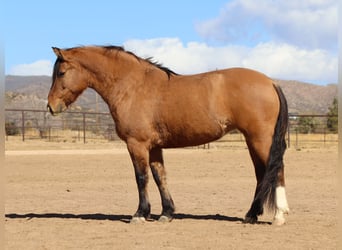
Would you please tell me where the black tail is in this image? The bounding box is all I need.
[256,84,288,211]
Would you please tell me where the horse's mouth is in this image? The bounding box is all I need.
[47,104,57,116]
[47,104,65,116]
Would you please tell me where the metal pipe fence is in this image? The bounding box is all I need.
[5,109,118,143]
[5,109,338,148]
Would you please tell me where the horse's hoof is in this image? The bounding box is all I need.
[272,208,289,226]
[244,216,257,224]
[272,217,286,226]
[158,215,172,222]
[130,217,146,224]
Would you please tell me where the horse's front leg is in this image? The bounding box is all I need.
[149,148,175,222]
[127,140,151,223]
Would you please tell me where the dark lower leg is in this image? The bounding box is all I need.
[134,171,151,218]
[127,142,151,219]
[151,166,175,217]
[150,148,175,219]
[245,140,267,222]
[245,187,264,223]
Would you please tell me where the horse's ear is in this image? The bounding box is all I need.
[52,47,64,59]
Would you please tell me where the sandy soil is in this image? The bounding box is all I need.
[5,141,337,249]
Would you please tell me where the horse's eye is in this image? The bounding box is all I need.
[57,71,65,77]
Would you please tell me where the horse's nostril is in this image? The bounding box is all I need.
[47,104,54,115]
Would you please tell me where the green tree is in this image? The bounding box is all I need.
[326,97,338,132]
[297,116,317,134]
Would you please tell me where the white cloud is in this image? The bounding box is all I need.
[125,38,248,74]
[195,0,338,51]
[124,38,337,84]
[241,42,337,83]
[9,60,53,76]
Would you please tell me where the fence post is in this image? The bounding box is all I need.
[83,112,86,144]
[21,110,25,142]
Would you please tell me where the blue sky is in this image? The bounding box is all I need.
[3,1,227,67]
[3,0,338,84]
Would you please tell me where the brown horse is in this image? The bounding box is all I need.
[47,45,289,225]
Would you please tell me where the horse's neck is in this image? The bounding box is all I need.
[87,55,144,112]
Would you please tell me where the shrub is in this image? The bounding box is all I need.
[326,97,338,133]
[5,121,20,135]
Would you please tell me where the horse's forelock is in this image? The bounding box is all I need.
[52,58,61,82]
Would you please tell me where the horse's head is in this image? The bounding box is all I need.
[47,47,89,115]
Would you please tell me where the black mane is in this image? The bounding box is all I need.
[144,57,178,79]
[102,45,178,79]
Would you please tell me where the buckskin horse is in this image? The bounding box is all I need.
[47,45,289,225]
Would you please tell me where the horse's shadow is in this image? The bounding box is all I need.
[5,212,253,224]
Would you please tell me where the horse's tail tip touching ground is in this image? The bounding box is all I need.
[257,84,288,211]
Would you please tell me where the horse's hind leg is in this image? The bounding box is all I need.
[244,139,267,223]
[245,135,289,225]
[149,147,175,222]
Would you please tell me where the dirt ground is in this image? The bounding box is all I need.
[4,140,337,250]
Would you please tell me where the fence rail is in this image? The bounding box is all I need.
[5,109,117,143]
[5,109,338,148]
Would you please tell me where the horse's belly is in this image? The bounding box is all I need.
[157,121,227,148]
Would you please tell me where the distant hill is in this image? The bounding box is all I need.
[5,75,337,115]
[5,75,110,113]
[274,79,337,114]
[5,75,51,95]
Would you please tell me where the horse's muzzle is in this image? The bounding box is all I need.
[47,104,62,116]
[47,101,67,116]
[47,104,55,116]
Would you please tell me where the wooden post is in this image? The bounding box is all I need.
[21,110,25,142]
[83,112,86,144]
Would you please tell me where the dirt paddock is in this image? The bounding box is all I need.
[5,140,337,249]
